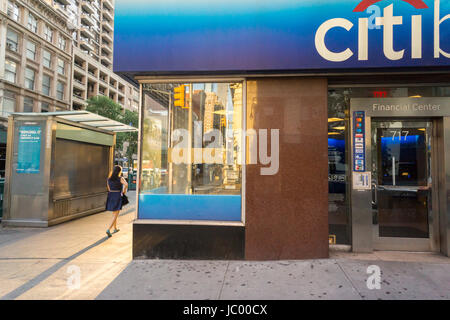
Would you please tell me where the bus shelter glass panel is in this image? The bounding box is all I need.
[139,82,243,221]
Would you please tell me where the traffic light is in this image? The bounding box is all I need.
[174,85,185,108]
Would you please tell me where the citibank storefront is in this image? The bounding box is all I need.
[114,0,450,259]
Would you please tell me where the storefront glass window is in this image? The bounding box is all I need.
[328,86,450,245]
[139,82,243,221]
[328,90,349,245]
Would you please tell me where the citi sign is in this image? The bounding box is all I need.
[315,0,449,62]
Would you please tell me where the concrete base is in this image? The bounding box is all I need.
[1,219,48,228]
[2,207,105,228]
[133,222,245,260]
[48,207,105,226]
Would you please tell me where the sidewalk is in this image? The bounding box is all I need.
[0,192,136,300]
[0,193,449,300]
[97,252,450,300]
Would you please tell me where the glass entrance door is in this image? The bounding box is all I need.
[371,119,434,250]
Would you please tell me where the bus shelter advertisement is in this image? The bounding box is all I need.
[114,0,450,73]
[17,126,41,174]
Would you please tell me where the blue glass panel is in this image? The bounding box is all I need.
[138,194,242,221]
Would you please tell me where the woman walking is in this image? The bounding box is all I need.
[105,165,128,238]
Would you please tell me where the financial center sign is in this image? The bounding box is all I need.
[114,0,450,73]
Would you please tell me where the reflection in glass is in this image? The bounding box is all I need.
[328,90,350,244]
[139,82,243,221]
[377,128,427,186]
[141,82,242,195]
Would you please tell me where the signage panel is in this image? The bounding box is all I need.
[353,111,366,172]
[17,126,41,174]
[114,0,450,73]
[353,171,372,190]
[350,97,450,116]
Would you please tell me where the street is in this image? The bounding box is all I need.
[0,191,449,300]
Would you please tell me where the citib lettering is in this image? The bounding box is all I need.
[315,0,450,62]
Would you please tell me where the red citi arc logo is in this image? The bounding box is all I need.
[354,0,428,12]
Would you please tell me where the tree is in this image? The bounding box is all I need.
[118,109,138,162]
[85,96,123,122]
[85,96,138,163]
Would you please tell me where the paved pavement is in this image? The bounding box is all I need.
[0,192,136,300]
[97,254,450,300]
[0,192,449,300]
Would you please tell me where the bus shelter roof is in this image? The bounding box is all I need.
[12,111,138,132]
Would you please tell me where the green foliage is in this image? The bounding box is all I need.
[86,96,138,162]
[86,96,123,121]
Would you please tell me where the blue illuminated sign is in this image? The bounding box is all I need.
[138,194,242,221]
[17,126,41,174]
[114,0,450,73]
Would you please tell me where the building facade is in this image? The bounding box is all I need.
[0,0,73,114]
[0,0,139,116]
[0,0,139,177]
[72,46,139,111]
[70,0,114,70]
[109,1,450,260]
[0,0,73,177]
[65,0,139,111]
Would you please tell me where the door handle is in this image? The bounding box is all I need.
[371,181,378,208]
[371,181,378,225]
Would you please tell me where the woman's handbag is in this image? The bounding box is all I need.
[121,194,129,206]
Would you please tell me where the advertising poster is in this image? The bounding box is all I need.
[17,126,41,174]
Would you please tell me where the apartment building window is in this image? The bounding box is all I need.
[4,60,17,83]
[43,50,51,68]
[42,74,51,96]
[41,102,49,113]
[7,1,19,21]
[24,68,35,90]
[26,41,37,60]
[27,13,37,33]
[44,24,53,42]
[6,29,19,52]
[58,36,66,51]
[56,81,65,100]
[23,97,33,112]
[57,59,65,75]
[2,91,16,116]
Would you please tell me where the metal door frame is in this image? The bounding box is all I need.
[350,97,450,256]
